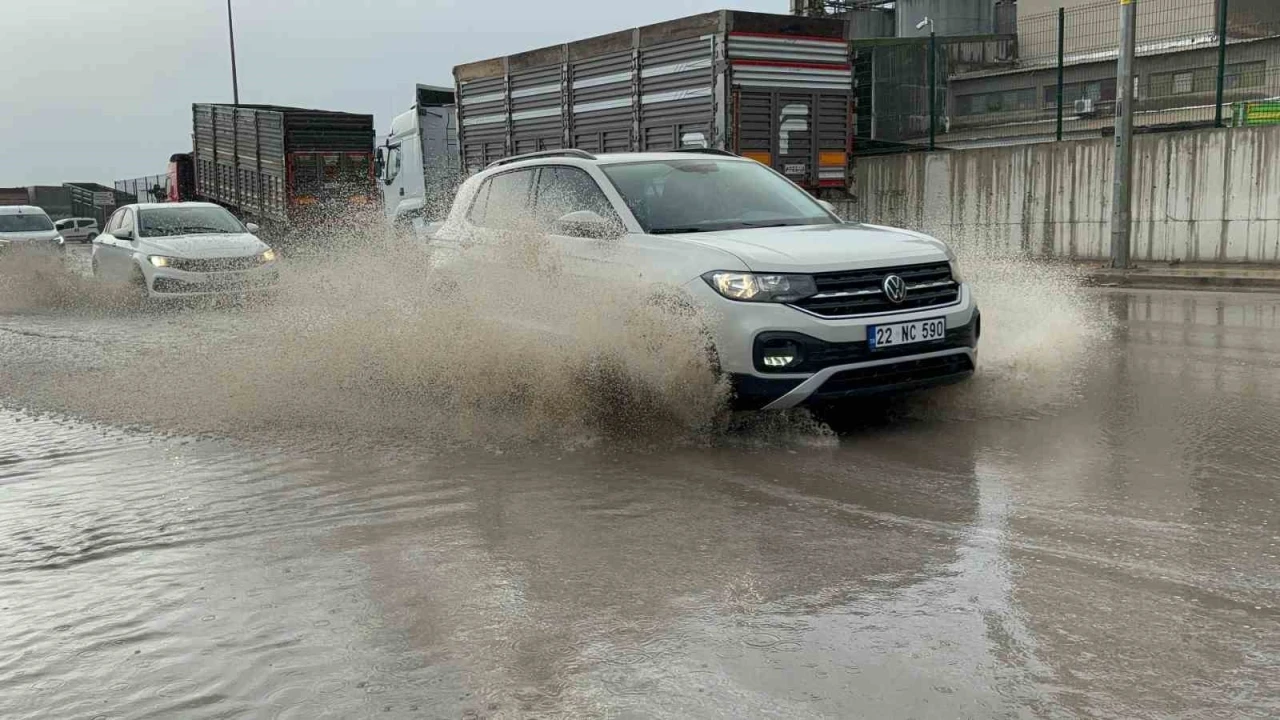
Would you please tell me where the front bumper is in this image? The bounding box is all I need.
[146,264,279,297]
[686,279,980,410]
[0,239,63,256]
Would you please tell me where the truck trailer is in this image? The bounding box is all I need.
[375,85,460,229]
[191,103,378,236]
[453,10,853,195]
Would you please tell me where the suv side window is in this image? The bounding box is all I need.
[468,169,535,230]
[533,166,621,231]
[117,209,136,236]
[55,219,72,231]
[103,210,123,235]
[79,219,97,229]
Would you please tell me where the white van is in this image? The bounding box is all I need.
[0,205,62,253]
[55,217,100,243]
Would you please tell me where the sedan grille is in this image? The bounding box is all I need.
[791,262,959,317]
[169,255,263,273]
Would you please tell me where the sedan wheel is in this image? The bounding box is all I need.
[130,267,150,300]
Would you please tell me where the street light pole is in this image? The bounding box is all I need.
[227,0,240,105]
[1110,0,1137,269]
[916,17,937,151]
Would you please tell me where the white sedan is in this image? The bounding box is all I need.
[92,202,278,298]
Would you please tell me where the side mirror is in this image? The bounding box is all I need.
[245,222,260,234]
[115,228,134,241]
[553,210,622,240]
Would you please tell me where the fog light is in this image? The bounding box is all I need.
[760,340,802,370]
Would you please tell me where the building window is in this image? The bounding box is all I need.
[1172,71,1194,94]
[956,88,1037,116]
[1147,65,1245,97]
[1043,78,1117,108]
[1225,61,1267,90]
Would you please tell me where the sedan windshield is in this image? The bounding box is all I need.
[600,159,836,234]
[0,214,55,232]
[138,207,244,238]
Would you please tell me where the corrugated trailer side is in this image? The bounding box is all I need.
[193,104,290,222]
[566,29,637,155]
[453,10,851,195]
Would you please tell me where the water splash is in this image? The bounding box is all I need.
[0,224,1109,450]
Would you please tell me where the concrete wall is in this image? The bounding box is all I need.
[851,125,1280,263]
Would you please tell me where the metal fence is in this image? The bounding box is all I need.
[853,0,1280,151]
[114,174,170,205]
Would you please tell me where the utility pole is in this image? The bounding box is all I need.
[1056,7,1065,141]
[1110,0,1137,269]
[1214,0,1229,128]
[916,17,937,151]
[227,0,240,105]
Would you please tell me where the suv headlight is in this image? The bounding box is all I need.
[258,248,277,263]
[702,271,817,303]
[148,255,173,267]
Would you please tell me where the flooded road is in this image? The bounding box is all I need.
[1,250,1278,718]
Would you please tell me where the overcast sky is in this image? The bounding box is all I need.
[2,0,779,186]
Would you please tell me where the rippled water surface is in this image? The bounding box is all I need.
[2,248,1279,718]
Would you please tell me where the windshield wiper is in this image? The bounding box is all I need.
[648,227,714,235]
[732,220,811,229]
[176,226,231,234]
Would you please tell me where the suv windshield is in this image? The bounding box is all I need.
[0,214,55,232]
[600,159,836,234]
[138,207,244,238]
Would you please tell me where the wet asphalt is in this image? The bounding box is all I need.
[0,248,1277,719]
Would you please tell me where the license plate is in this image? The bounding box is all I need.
[869,318,946,349]
[784,163,806,175]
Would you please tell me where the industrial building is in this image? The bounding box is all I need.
[793,0,1280,148]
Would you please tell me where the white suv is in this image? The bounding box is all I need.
[429,150,980,410]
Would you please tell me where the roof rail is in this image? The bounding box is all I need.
[486,149,596,168]
[671,148,739,158]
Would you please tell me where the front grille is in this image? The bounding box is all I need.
[169,255,262,272]
[791,262,959,317]
[812,353,975,400]
[152,271,277,294]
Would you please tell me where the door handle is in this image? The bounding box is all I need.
[399,188,405,196]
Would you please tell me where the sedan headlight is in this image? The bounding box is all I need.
[259,248,277,263]
[702,271,817,303]
[148,255,172,267]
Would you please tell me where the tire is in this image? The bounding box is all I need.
[642,288,721,374]
[130,267,150,302]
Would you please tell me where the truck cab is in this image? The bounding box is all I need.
[376,85,459,231]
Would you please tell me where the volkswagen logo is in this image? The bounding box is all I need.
[882,274,907,304]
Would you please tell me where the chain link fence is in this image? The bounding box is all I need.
[853,0,1280,152]
[114,174,170,205]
